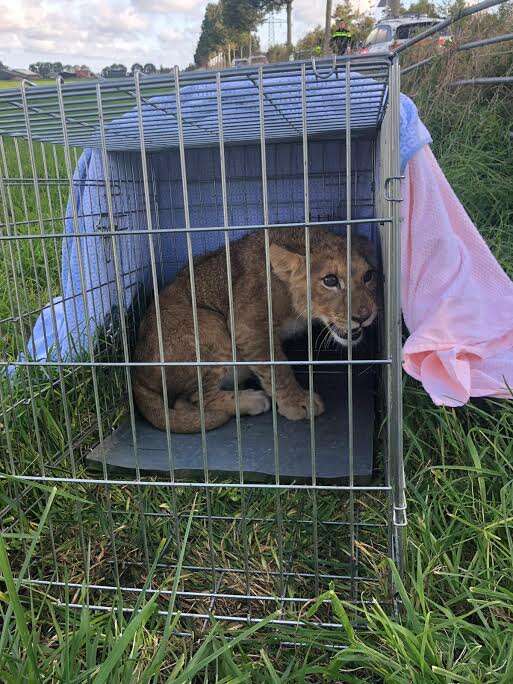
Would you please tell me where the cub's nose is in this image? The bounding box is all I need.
[352,305,371,324]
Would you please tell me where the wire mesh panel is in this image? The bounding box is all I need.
[0,56,404,631]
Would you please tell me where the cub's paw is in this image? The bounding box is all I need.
[278,390,325,421]
[239,389,271,416]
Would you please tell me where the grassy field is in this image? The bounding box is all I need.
[0,78,87,89]
[1,12,513,681]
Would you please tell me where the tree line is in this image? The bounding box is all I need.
[100,63,164,78]
[24,62,166,78]
[28,62,91,77]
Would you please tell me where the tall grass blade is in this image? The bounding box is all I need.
[0,535,40,682]
[0,486,57,657]
[91,599,157,684]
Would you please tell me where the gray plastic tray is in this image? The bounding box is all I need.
[87,363,377,483]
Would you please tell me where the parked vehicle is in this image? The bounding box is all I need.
[360,15,452,54]
[232,54,268,68]
[232,57,250,68]
[249,54,269,65]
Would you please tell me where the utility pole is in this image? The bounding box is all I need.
[389,0,401,18]
[286,0,293,54]
[324,0,333,54]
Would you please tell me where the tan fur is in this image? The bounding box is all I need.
[133,227,378,433]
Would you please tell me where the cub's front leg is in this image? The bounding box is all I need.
[267,344,324,421]
[238,329,324,421]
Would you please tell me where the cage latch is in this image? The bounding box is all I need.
[96,212,120,264]
[384,175,405,203]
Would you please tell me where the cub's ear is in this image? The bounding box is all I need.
[269,243,305,282]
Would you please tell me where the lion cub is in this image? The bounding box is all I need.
[133,227,378,433]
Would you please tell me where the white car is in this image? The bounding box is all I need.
[249,54,269,65]
[360,16,452,54]
[232,55,268,68]
[232,58,250,68]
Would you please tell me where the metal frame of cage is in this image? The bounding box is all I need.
[0,54,405,630]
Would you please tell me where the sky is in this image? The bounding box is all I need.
[0,0,376,72]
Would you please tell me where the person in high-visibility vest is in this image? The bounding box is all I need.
[331,20,352,55]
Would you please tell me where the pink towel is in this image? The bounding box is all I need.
[401,146,513,406]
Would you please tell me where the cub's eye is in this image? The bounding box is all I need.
[322,274,340,289]
[363,269,375,284]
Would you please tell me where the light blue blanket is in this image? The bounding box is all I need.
[24,75,431,364]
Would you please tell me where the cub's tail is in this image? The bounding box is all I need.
[133,378,230,434]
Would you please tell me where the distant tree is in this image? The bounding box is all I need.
[194,3,230,66]
[381,1,406,18]
[222,0,293,50]
[29,62,38,72]
[401,0,439,15]
[194,1,260,66]
[295,25,324,55]
[38,62,52,77]
[131,62,143,74]
[143,63,157,74]
[496,0,511,20]
[101,64,127,78]
[52,61,63,73]
[249,33,261,53]
[221,0,264,33]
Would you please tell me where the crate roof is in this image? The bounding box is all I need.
[0,56,391,151]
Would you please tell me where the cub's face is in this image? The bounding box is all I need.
[270,233,379,347]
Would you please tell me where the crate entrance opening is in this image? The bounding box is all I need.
[87,329,379,483]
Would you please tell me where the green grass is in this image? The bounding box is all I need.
[0,79,88,89]
[2,32,513,680]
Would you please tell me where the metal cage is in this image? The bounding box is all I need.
[0,55,405,632]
